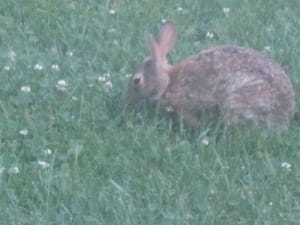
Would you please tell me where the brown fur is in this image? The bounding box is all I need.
[126,22,295,130]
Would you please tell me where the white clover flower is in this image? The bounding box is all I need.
[103,81,113,92]
[206,32,214,39]
[113,40,119,46]
[223,7,230,14]
[4,65,10,71]
[176,6,184,12]
[19,129,28,136]
[99,72,111,82]
[51,64,60,71]
[37,160,50,169]
[21,86,31,93]
[66,51,74,57]
[108,28,116,33]
[125,74,131,78]
[8,167,19,174]
[56,79,68,91]
[34,64,43,70]
[161,19,167,24]
[165,106,174,112]
[201,138,209,146]
[281,162,292,171]
[71,96,78,102]
[210,188,216,195]
[0,167,6,174]
[44,149,52,155]
[98,76,106,82]
[109,9,116,15]
[264,46,271,52]
[8,50,16,61]
[57,80,67,86]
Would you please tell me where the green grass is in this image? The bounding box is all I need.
[0,0,299,224]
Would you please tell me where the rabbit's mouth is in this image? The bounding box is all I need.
[137,88,159,102]
[126,87,159,106]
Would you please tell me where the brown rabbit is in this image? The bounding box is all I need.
[126,21,295,130]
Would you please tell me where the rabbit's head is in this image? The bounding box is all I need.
[126,21,176,105]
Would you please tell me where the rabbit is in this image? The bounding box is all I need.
[126,21,295,130]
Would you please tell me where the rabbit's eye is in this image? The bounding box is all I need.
[133,77,141,85]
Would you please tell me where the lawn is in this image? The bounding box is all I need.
[0,0,299,224]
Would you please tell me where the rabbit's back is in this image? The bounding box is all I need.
[164,45,295,129]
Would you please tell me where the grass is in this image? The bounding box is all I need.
[0,0,299,224]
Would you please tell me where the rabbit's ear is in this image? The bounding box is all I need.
[156,21,176,58]
[147,36,162,63]
[146,22,176,72]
